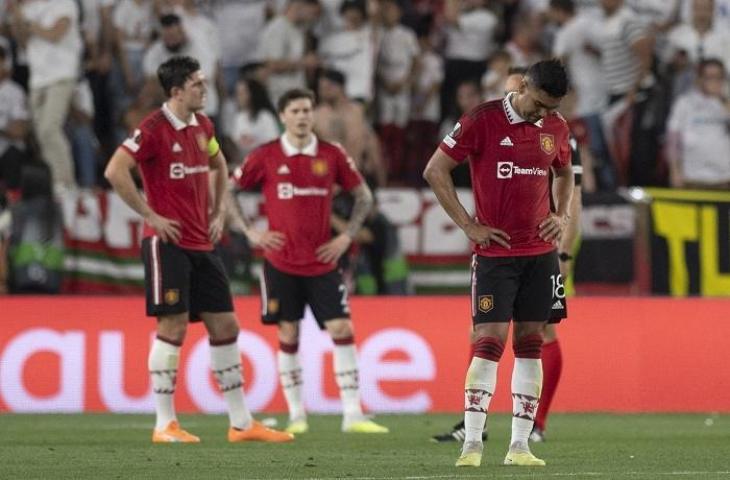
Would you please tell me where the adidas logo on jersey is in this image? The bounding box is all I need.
[277,164,291,175]
[172,142,182,153]
[500,136,513,146]
[552,300,563,310]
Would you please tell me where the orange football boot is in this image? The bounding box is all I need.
[228,420,294,443]
[152,420,201,443]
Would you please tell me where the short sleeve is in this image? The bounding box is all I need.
[197,114,221,157]
[552,128,571,169]
[121,127,156,163]
[569,136,582,186]
[622,16,647,45]
[333,145,364,192]
[667,96,687,133]
[438,111,482,163]
[233,149,266,189]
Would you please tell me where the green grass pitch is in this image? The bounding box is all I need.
[1,413,729,479]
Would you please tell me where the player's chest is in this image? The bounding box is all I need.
[488,127,557,168]
[155,129,211,181]
[267,155,334,200]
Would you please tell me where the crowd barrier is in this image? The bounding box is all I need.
[2,296,729,413]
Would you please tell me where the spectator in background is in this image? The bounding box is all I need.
[225,77,280,160]
[315,69,386,187]
[376,0,419,184]
[4,163,64,294]
[318,0,376,103]
[141,14,223,120]
[67,79,100,189]
[482,50,513,100]
[441,0,498,120]
[666,58,730,189]
[406,22,443,186]
[439,78,482,187]
[258,0,321,105]
[9,0,83,192]
[505,14,546,68]
[0,45,30,194]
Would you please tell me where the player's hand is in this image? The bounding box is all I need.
[209,211,225,244]
[316,233,352,264]
[246,229,286,251]
[539,213,568,245]
[146,212,182,244]
[463,221,511,249]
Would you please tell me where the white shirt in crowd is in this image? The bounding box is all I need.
[143,36,221,116]
[317,0,346,37]
[378,24,419,85]
[258,15,306,104]
[112,0,155,55]
[175,7,222,61]
[0,78,29,155]
[204,0,269,68]
[680,0,730,32]
[225,109,280,158]
[665,23,730,68]
[553,12,607,116]
[79,0,115,47]
[444,8,498,62]
[667,88,730,184]
[22,0,83,89]
[319,25,375,101]
[411,50,443,123]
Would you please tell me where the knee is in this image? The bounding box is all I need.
[326,319,353,340]
[512,332,543,359]
[278,322,300,344]
[211,317,240,343]
[157,316,188,344]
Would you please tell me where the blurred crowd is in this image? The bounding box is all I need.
[1,0,730,293]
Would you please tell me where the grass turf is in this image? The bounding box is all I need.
[0,413,728,479]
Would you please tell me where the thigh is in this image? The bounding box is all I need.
[304,269,350,329]
[38,80,75,127]
[142,236,191,318]
[472,255,520,325]
[261,261,306,325]
[189,251,235,321]
[514,251,559,323]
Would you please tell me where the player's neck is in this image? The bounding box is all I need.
[166,101,195,125]
[285,131,315,150]
[508,94,527,121]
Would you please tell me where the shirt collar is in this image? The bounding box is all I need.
[280,134,318,157]
[162,102,199,130]
[502,92,543,128]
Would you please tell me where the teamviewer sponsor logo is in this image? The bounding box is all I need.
[169,163,210,179]
[497,162,513,179]
[277,182,329,200]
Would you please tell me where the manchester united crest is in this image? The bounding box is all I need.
[196,133,208,152]
[311,158,328,176]
[164,289,180,305]
[540,133,555,155]
[267,299,280,314]
[478,295,493,313]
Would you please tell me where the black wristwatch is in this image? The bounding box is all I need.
[558,252,573,262]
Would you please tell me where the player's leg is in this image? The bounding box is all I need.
[532,323,561,442]
[142,237,199,443]
[456,255,517,467]
[307,270,388,433]
[260,261,308,432]
[195,254,293,442]
[503,252,559,466]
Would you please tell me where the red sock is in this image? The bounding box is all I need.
[535,339,562,431]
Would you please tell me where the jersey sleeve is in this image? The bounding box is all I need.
[569,136,582,186]
[198,114,221,157]
[552,127,572,170]
[438,111,482,163]
[233,149,266,190]
[120,126,156,163]
[333,145,364,192]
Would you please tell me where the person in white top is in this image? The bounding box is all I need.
[141,13,223,119]
[376,0,419,183]
[680,0,730,32]
[667,58,730,189]
[225,77,280,160]
[258,0,321,105]
[441,0,497,120]
[9,0,83,190]
[0,44,30,192]
[112,0,155,101]
[318,0,376,102]
[666,0,730,71]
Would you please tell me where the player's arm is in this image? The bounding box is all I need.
[104,148,181,243]
[208,147,228,244]
[423,149,510,248]
[316,182,374,264]
[558,186,581,278]
[540,164,574,244]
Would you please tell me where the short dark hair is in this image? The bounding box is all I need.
[508,66,527,76]
[320,68,346,87]
[159,13,182,27]
[157,56,201,97]
[340,0,366,17]
[698,57,726,76]
[549,0,575,14]
[277,88,316,112]
[525,59,569,98]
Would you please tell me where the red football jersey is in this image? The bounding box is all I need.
[233,135,363,276]
[439,93,571,257]
[120,103,220,251]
